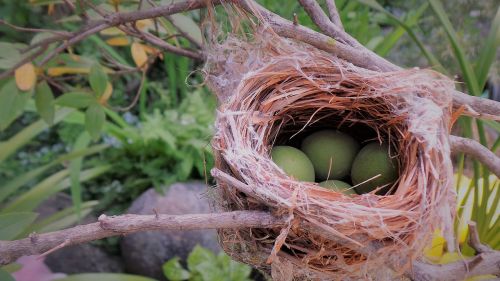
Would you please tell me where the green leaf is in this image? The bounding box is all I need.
[359,0,446,74]
[187,245,217,272]
[169,14,203,46]
[35,81,55,125]
[69,132,91,218]
[1,263,22,273]
[56,273,157,281]
[475,8,500,91]
[374,2,428,56]
[85,104,105,140]
[89,63,108,96]
[2,165,110,213]
[0,79,30,131]
[0,42,22,70]
[0,108,73,162]
[195,260,224,281]
[0,144,107,203]
[225,258,251,281]
[428,0,480,96]
[0,212,38,240]
[27,201,98,234]
[162,257,191,281]
[0,268,15,281]
[56,92,96,108]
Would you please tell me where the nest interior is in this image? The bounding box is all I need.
[208,31,456,280]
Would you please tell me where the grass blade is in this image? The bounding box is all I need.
[358,0,446,73]
[0,108,73,162]
[475,8,500,90]
[0,144,108,203]
[427,0,481,96]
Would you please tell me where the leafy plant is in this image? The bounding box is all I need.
[163,245,252,281]
[362,0,500,252]
[86,89,216,213]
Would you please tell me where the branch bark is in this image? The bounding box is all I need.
[325,0,343,29]
[1,211,498,280]
[0,211,283,266]
[450,135,500,177]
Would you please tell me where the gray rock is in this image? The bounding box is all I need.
[36,193,125,274]
[44,244,124,274]
[120,181,220,280]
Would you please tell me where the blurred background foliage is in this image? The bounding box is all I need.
[0,0,498,280]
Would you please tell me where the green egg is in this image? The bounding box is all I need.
[271,146,315,182]
[301,130,360,181]
[351,142,399,195]
[319,180,356,195]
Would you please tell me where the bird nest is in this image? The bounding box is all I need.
[206,21,457,280]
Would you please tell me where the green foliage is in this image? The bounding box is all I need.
[163,245,252,281]
[57,273,157,281]
[0,268,15,281]
[34,82,55,125]
[0,212,38,240]
[88,89,216,212]
[89,63,109,97]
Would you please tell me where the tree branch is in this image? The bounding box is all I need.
[0,0,499,121]
[0,211,283,266]
[450,135,500,177]
[1,211,498,280]
[325,0,344,30]
[298,0,354,46]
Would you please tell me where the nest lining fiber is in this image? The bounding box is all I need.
[206,17,456,280]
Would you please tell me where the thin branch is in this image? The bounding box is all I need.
[452,90,500,121]
[0,0,499,121]
[450,135,500,177]
[298,0,355,46]
[124,27,203,60]
[0,20,72,37]
[468,221,493,254]
[325,0,344,30]
[0,211,284,266]
[0,46,48,80]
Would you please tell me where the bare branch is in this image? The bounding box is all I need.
[452,90,500,121]
[0,211,284,265]
[298,0,355,47]
[450,135,500,177]
[468,221,493,254]
[1,209,498,280]
[0,0,498,121]
[411,252,500,281]
[325,0,344,30]
[0,20,72,37]
[125,27,203,60]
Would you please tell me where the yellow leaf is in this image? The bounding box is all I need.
[423,229,446,262]
[131,42,148,69]
[136,19,153,30]
[99,82,113,105]
[106,36,130,46]
[142,44,161,55]
[15,63,37,91]
[47,67,90,77]
[100,27,125,36]
[47,3,55,15]
[438,252,462,264]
